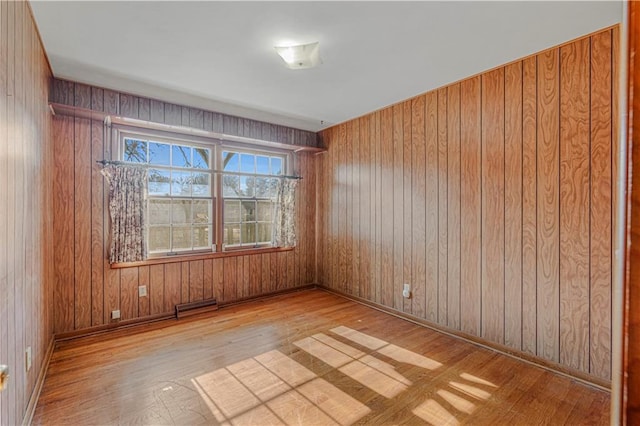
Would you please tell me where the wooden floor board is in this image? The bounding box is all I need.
[33,289,609,425]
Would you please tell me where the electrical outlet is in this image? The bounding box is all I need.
[25,347,32,372]
[402,283,411,299]
[111,310,121,320]
[139,285,147,297]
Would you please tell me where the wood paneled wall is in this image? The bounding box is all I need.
[625,2,640,423]
[0,1,54,425]
[317,27,618,381]
[50,78,318,148]
[52,111,316,335]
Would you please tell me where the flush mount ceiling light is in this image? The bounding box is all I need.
[274,42,321,70]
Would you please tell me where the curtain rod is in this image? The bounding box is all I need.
[96,160,303,180]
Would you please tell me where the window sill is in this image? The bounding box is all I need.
[110,246,294,269]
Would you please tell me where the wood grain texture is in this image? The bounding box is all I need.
[53,116,75,333]
[460,76,482,336]
[522,56,538,356]
[537,48,561,362]
[33,290,610,426]
[481,68,505,344]
[317,28,618,383]
[74,117,92,329]
[403,101,412,314]
[380,108,394,308]
[447,84,461,329]
[437,89,448,325]
[392,104,405,311]
[589,29,612,381]
[559,37,591,372]
[411,96,426,319]
[626,4,640,421]
[90,120,104,326]
[0,4,54,423]
[424,92,439,323]
[504,61,523,350]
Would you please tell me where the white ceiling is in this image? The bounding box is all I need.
[30,1,622,132]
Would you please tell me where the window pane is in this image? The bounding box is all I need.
[172,145,192,168]
[239,176,254,197]
[192,172,210,196]
[257,223,272,243]
[255,177,277,198]
[149,142,170,166]
[257,201,273,222]
[148,169,171,196]
[171,171,192,196]
[223,151,238,171]
[241,223,256,245]
[242,201,256,222]
[172,226,191,250]
[271,157,283,175]
[224,224,240,246]
[193,148,210,169]
[171,200,191,224]
[193,200,211,224]
[223,175,240,197]
[148,199,171,224]
[240,154,255,173]
[148,226,170,252]
[193,225,211,249]
[124,139,147,163]
[225,200,241,222]
[257,156,269,174]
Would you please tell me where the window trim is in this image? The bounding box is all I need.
[114,124,292,259]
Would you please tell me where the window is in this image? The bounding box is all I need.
[221,150,284,248]
[120,129,288,256]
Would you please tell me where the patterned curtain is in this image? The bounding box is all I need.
[101,165,148,263]
[273,178,298,248]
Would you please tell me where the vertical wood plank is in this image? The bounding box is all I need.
[189,260,204,302]
[181,262,189,303]
[380,108,395,306]
[403,101,413,314]
[138,266,150,317]
[250,255,261,296]
[359,116,372,300]
[411,96,426,319]
[504,61,524,350]
[120,267,138,320]
[437,89,448,325]
[589,29,612,380]
[460,76,482,336]
[74,117,92,329]
[424,92,439,323]
[537,48,561,362]
[352,119,361,297]
[559,38,591,372]
[53,116,75,333]
[224,257,237,301]
[203,259,213,300]
[392,103,404,311]
[149,264,165,315]
[345,122,354,294]
[373,112,383,304]
[138,98,150,121]
[213,258,224,302]
[150,99,164,123]
[522,56,538,355]
[73,83,91,109]
[164,262,181,312]
[103,90,119,115]
[119,94,139,119]
[447,84,461,329]
[90,120,104,326]
[261,253,272,295]
[481,68,505,343]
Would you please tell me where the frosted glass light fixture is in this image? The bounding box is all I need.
[274,42,321,69]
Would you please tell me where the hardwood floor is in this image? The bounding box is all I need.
[33,289,609,425]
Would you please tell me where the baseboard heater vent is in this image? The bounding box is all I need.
[175,298,218,319]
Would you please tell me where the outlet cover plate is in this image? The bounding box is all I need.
[111,310,121,320]
[139,285,147,297]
